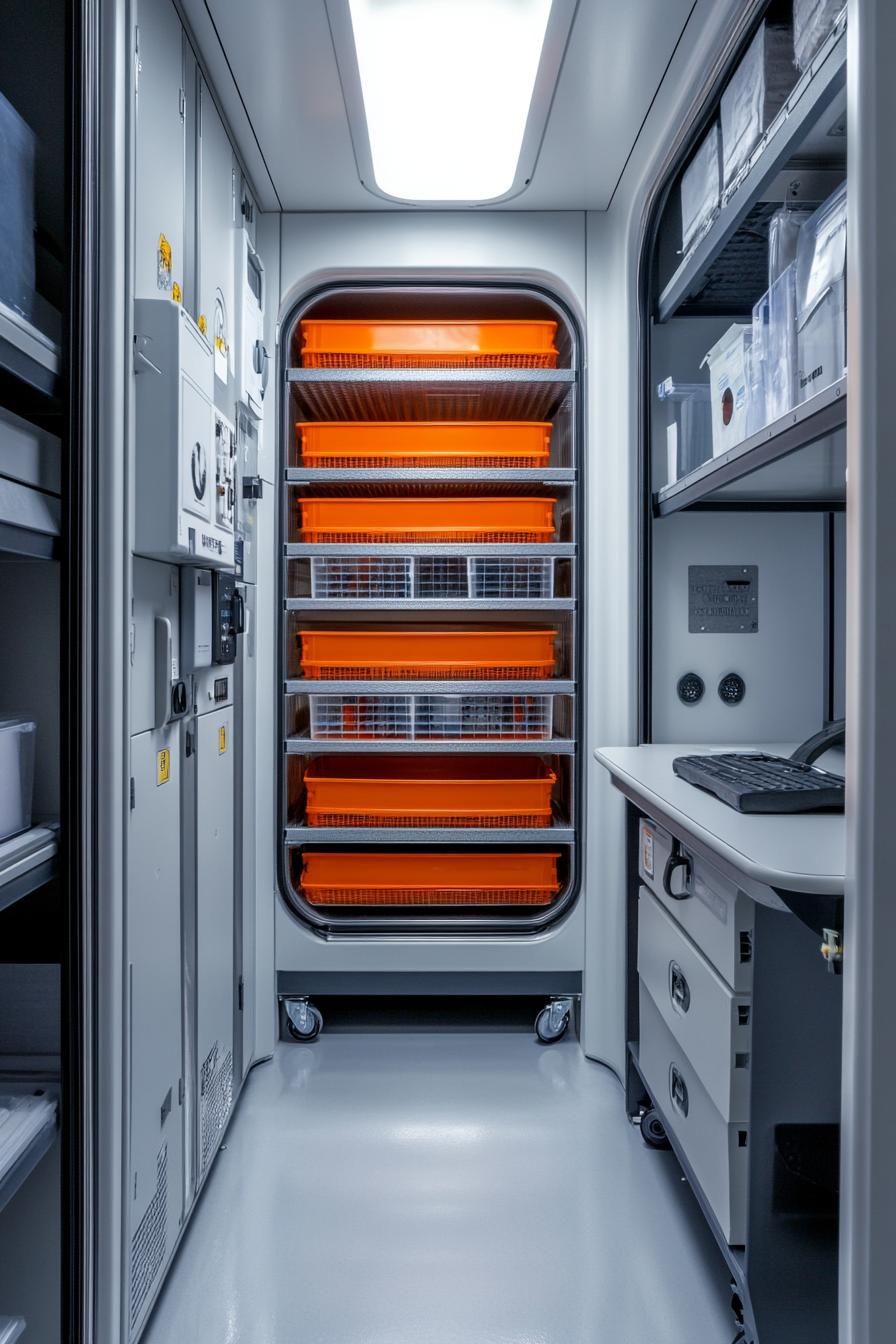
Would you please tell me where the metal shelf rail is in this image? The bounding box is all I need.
[657,13,847,324]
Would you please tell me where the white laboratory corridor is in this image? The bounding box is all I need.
[142,1019,733,1344]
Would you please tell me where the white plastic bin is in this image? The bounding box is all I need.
[657,379,712,485]
[0,718,36,841]
[680,124,721,255]
[795,182,847,402]
[701,325,752,456]
[720,21,797,188]
[0,91,36,320]
[794,0,845,71]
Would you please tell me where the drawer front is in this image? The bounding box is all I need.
[639,816,754,992]
[639,984,748,1246]
[639,888,751,1121]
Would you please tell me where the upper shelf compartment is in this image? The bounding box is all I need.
[287,367,576,424]
[657,13,847,325]
[0,299,61,404]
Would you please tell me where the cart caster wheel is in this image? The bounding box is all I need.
[535,997,571,1043]
[640,1108,671,1149]
[285,999,323,1042]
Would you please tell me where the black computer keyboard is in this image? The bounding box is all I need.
[672,752,845,814]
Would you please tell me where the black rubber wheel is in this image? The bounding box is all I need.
[535,1006,569,1043]
[286,1005,323,1042]
[640,1108,671,1149]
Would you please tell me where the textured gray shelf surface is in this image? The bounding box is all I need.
[0,299,61,399]
[0,827,60,915]
[287,366,575,422]
[285,467,576,483]
[286,679,575,695]
[657,17,846,323]
[285,737,576,755]
[285,597,575,612]
[286,542,576,556]
[0,476,62,560]
[285,824,575,844]
[654,378,847,514]
[0,1110,57,1217]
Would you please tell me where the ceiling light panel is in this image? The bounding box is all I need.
[327,0,578,205]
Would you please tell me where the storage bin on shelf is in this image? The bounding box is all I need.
[680,122,721,256]
[299,319,558,368]
[298,627,558,680]
[298,495,556,545]
[795,181,847,403]
[701,325,752,455]
[308,693,554,742]
[0,716,36,842]
[298,421,552,469]
[300,754,556,828]
[719,19,797,189]
[309,554,554,600]
[298,850,563,906]
[657,379,712,485]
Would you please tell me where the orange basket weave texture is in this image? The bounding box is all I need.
[300,320,558,369]
[298,495,556,545]
[299,850,562,906]
[298,628,557,681]
[301,754,556,828]
[298,421,552,470]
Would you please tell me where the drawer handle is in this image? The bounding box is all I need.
[663,843,692,900]
[670,1064,689,1118]
[669,961,691,1014]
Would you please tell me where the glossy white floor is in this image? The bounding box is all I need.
[142,1025,735,1344]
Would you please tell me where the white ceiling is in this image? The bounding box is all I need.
[179,0,700,213]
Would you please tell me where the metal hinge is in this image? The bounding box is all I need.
[179,87,186,122]
[130,778,135,810]
[238,977,244,1011]
[178,1077,184,1105]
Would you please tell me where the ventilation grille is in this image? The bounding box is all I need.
[200,1043,233,1176]
[130,1144,168,1328]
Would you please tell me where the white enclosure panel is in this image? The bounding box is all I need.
[278,211,586,317]
[134,0,186,301]
[194,706,235,1187]
[131,559,181,737]
[127,725,184,1339]
[198,76,237,408]
[651,511,826,744]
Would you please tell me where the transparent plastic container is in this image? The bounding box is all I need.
[767,207,813,288]
[657,380,712,485]
[310,556,413,599]
[767,263,798,422]
[308,693,553,742]
[720,21,797,188]
[308,556,554,601]
[795,183,847,402]
[793,0,845,71]
[747,294,769,437]
[309,695,413,740]
[680,123,721,254]
[468,557,553,599]
[0,717,36,842]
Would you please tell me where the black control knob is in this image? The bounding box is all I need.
[718,672,746,705]
[678,672,705,705]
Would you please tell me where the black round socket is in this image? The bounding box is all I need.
[718,673,746,705]
[677,672,705,705]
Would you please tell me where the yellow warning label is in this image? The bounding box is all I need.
[198,313,207,336]
[172,281,182,304]
[157,233,172,290]
[157,749,170,785]
[219,725,227,755]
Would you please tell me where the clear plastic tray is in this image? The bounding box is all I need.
[309,555,554,601]
[308,693,554,742]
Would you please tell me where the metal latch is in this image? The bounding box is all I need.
[134,332,161,376]
[821,928,843,975]
[243,476,263,500]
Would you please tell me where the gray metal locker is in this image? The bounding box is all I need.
[127,725,184,1338]
[194,705,235,1187]
[134,0,186,303]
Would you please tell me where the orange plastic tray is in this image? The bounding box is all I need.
[299,850,562,905]
[298,421,552,470]
[302,754,556,828]
[300,319,558,368]
[298,495,556,544]
[299,628,557,680]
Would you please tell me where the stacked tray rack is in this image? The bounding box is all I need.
[282,302,580,925]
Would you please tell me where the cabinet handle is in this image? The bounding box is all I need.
[663,843,692,900]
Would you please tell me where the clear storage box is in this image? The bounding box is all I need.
[794,0,845,71]
[747,294,769,437]
[766,262,798,422]
[309,555,554,601]
[720,21,797,188]
[0,90,36,321]
[680,123,721,255]
[308,693,554,742]
[795,182,847,402]
[0,717,36,842]
[767,206,812,288]
[700,325,752,455]
[657,379,712,485]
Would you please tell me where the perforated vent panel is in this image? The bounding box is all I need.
[130,1143,168,1329]
[200,1042,233,1176]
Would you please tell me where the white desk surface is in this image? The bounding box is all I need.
[594,744,845,897]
